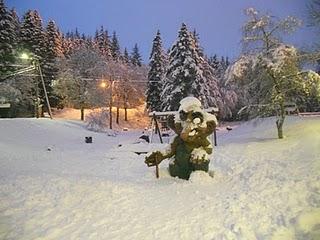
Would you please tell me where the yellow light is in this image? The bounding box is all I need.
[100,82,107,88]
[20,53,30,60]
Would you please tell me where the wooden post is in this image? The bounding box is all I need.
[213,128,217,146]
[109,78,113,129]
[37,60,53,119]
[155,154,159,179]
[153,113,163,144]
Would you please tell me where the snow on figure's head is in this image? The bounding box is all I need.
[178,96,202,113]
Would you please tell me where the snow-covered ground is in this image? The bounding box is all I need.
[0,116,319,240]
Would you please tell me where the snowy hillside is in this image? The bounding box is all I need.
[0,117,319,240]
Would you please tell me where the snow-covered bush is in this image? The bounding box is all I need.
[85,109,116,135]
[0,83,21,104]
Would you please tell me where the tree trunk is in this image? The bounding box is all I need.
[116,105,120,124]
[123,93,128,121]
[276,101,285,139]
[124,108,128,121]
[80,106,84,121]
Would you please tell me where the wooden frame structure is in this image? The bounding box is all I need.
[148,107,219,146]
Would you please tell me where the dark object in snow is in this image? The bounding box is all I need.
[47,147,51,151]
[123,128,129,131]
[118,144,122,147]
[134,151,148,155]
[162,133,170,137]
[85,136,92,143]
[226,126,233,131]
[139,134,150,143]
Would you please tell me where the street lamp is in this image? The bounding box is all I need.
[20,53,53,119]
[100,78,114,129]
[100,82,107,88]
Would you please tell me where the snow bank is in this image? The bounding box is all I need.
[0,116,319,239]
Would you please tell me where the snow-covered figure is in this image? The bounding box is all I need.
[145,97,217,180]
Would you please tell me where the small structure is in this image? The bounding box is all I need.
[148,107,219,146]
[0,97,11,118]
[284,102,299,115]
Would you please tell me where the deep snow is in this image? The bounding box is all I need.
[0,116,319,240]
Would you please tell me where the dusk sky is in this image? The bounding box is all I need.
[7,0,316,62]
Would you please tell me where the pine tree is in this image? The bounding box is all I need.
[123,47,130,64]
[131,43,142,66]
[20,10,46,60]
[10,8,20,44]
[42,20,63,106]
[0,0,17,76]
[192,31,221,108]
[208,54,219,70]
[111,31,120,61]
[146,30,166,111]
[161,23,208,111]
[94,26,111,58]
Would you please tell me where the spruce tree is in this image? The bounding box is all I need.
[94,26,111,58]
[192,30,221,108]
[123,47,130,64]
[131,43,142,66]
[20,10,46,60]
[161,23,207,110]
[42,20,63,106]
[111,31,120,61]
[208,54,219,70]
[0,0,17,76]
[146,30,166,111]
[11,8,20,45]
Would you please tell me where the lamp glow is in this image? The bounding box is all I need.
[20,53,30,60]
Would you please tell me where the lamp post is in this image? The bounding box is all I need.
[100,78,114,129]
[20,53,53,119]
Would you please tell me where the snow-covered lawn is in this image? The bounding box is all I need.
[0,117,319,240]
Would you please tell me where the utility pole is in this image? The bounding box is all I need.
[35,59,53,119]
[109,77,114,129]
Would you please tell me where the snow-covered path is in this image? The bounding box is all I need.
[0,117,319,240]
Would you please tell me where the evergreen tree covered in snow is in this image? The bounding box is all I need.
[94,26,111,59]
[208,54,219,71]
[191,31,221,109]
[20,10,46,60]
[0,0,18,76]
[131,43,142,67]
[42,20,64,106]
[208,55,238,119]
[111,31,121,61]
[161,23,209,111]
[10,8,20,35]
[123,47,130,64]
[146,30,166,111]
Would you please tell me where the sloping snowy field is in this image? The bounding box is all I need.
[0,117,319,240]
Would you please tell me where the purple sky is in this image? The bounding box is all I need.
[7,0,316,62]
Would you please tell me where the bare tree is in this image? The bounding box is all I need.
[54,47,105,120]
[226,8,320,139]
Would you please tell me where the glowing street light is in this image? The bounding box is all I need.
[99,79,115,129]
[20,52,30,60]
[100,81,107,88]
[19,52,53,119]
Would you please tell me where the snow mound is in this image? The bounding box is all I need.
[189,171,214,184]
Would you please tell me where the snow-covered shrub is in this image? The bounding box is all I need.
[0,83,21,104]
[85,109,116,135]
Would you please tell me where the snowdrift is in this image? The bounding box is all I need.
[0,116,319,239]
